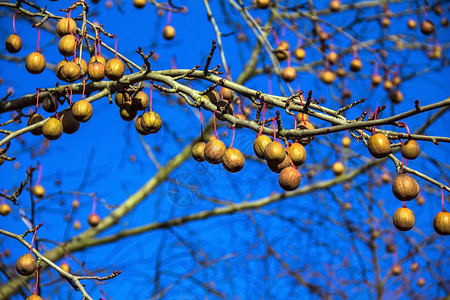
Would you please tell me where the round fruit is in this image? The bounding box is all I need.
[392,76,401,86]
[281,67,296,82]
[297,120,315,146]
[72,100,93,122]
[5,34,22,53]
[132,91,149,111]
[222,87,233,100]
[105,58,125,81]
[383,80,393,91]
[386,243,396,253]
[343,202,351,210]
[293,47,305,60]
[115,91,130,107]
[371,74,382,87]
[253,135,272,159]
[16,253,36,276]
[42,118,63,140]
[265,141,286,165]
[135,116,149,135]
[162,25,176,40]
[349,58,362,72]
[27,114,44,135]
[60,110,80,134]
[74,57,87,77]
[332,161,344,176]
[296,113,309,124]
[26,295,43,300]
[392,173,419,201]
[56,17,77,36]
[278,167,301,191]
[267,153,290,173]
[119,103,137,121]
[389,90,403,104]
[420,20,435,35]
[407,18,417,29]
[61,61,81,82]
[88,213,101,227]
[342,136,351,148]
[320,70,335,84]
[255,0,270,9]
[336,68,346,78]
[25,52,46,74]
[58,34,77,57]
[275,41,289,61]
[381,17,390,28]
[433,210,450,235]
[32,185,45,198]
[410,262,419,272]
[381,172,392,184]
[319,31,328,42]
[416,194,425,205]
[391,264,402,276]
[329,0,340,12]
[192,142,206,162]
[73,220,82,230]
[42,94,58,113]
[327,51,338,64]
[401,140,420,160]
[393,206,415,231]
[133,0,146,8]
[288,142,306,166]
[140,111,162,133]
[0,203,11,216]
[87,60,105,82]
[60,262,71,273]
[88,55,106,66]
[204,139,227,164]
[222,148,245,173]
[55,59,68,81]
[367,133,391,158]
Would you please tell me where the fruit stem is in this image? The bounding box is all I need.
[441,187,446,211]
[213,110,218,139]
[33,266,39,295]
[272,119,276,140]
[91,195,97,214]
[371,106,379,135]
[272,29,280,46]
[150,85,153,112]
[82,77,86,100]
[35,88,40,113]
[256,103,266,137]
[36,164,43,186]
[198,108,204,142]
[29,226,38,254]
[12,12,17,35]
[112,34,118,59]
[402,201,406,208]
[36,26,40,53]
[352,44,358,59]
[166,9,172,26]
[230,126,235,149]
[68,86,73,107]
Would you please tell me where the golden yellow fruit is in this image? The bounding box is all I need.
[16,253,36,276]
[33,185,45,198]
[58,34,77,57]
[389,90,403,104]
[393,206,415,231]
[401,140,420,160]
[407,18,417,29]
[133,0,146,8]
[391,264,402,276]
[135,116,149,135]
[332,161,344,176]
[61,61,81,82]
[5,34,22,53]
[288,142,306,166]
[267,154,290,173]
[392,173,419,201]
[56,17,77,36]
[55,59,68,81]
[140,111,162,133]
[410,262,419,272]
[329,0,340,12]
[281,67,296,82]
[349,58,362,72]
[253,135,272,159]
[192,142,206,162]
[73,220,82,230]
[255,0,270,9]
[222,148,245,173]
[132,91,149,111]
[27,114,44,135]
[265,141,286,165]
[342,136,351,148]
[320,70,336,84]
[87,60,105,82]
[204,139,227,164]
[88,213,101,227]
[278,167,301,191]
[26,295,43,300]
[60,262,70,273]
[25,52,46,74]
[420,20,435,35]
[297,120,315,146]
[162,25,176,40]
[336,68,346,78]
[383,80,393,91]
[88,55,106,66]
[115,91,130,107]
[72,100,93,122]
[42,118,63,140]
[293,47,305,60]
[381,17,391,28]
[105,58,125,81]
[367,133,391,158]
[433,210,450,235]
[0,203,11,216]
[371,74,382,87]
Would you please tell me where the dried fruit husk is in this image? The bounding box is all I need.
[392,173,419,201]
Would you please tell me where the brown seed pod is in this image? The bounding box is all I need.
[58,35,77,57]
[392,173,419,201]
[16,253,36,276]
[205,89,220,106]
[55,59,68,81]
[267,153,290,173]
[105,58,125,81]
[383,80,393,91]
[33,184,45,198]
[88,213,101,227]
[293,47,305,60]
[329,0,340,12]
[278,167,301,191]
[0,203,11,216]
[420,20,435,35]
[192,142,206,162]
[162,25,176,40]
[134,116,149,135]
[392,76,401,86]
[255,0,270,9]
[327,51,338,64]
[320,70,336,84]
[296,120,315,146]
[60,110,80,134]
[87,60,105,82]
[221,88,233,100]
[336,68,346,78]
[5,34,22,53]
[433,210,450,235]
[349,58,362,72]
[371,74,382,87]
[74,57,87,78]
[72,100,93,122]
[204,139,227,164]
[25,52,46,74]
[274,41,289,61]
[389,90,403,104]
[27,114,44,135]
[43,118,63,140]
[367,133,391,158]
[133,0,146,8]
[381,17,391,28]
[119,103,137,121]
[222,148,245,173]
[401,140,420,160]
[61,61,81,83]
[115,91,130,107]
[391,264,402,276]
[132,91,149,111]
[42,94,58,113]
[140,111,162,133]
[288,142,306,166]
[265,141,286,165]
[56,18,77,36]
[417,277,426,287]
[343,202,351,210]
[393,206,415,231]
[281,67,296,82]
[88,55,106,66]
[410,262,419,272]
[385,243,396,253]
[332,161,344,176]
[253,135,272,159]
